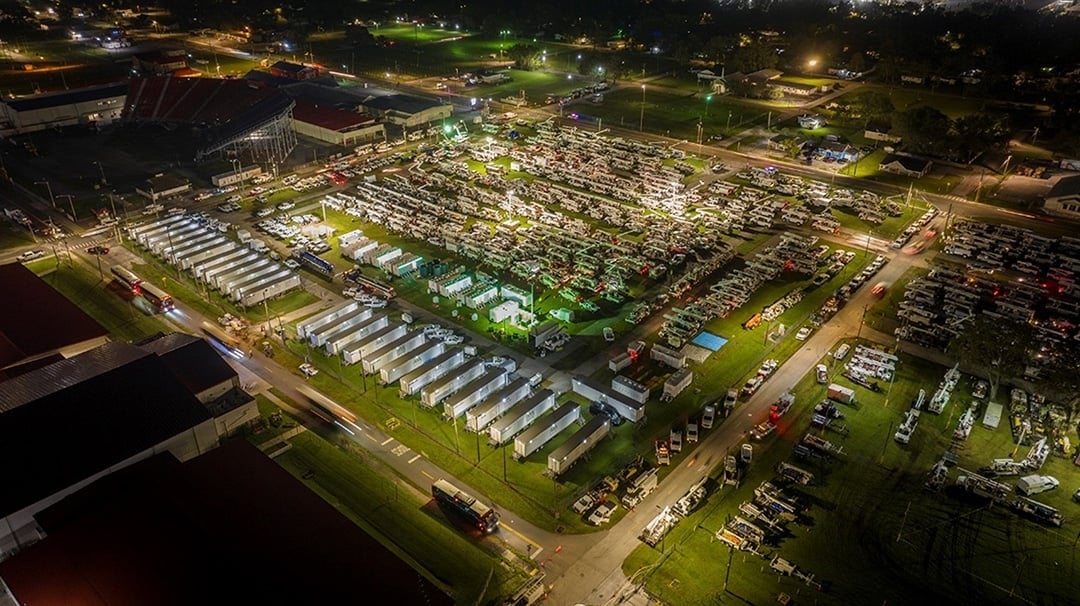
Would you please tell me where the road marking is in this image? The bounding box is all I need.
[380,437,394,446]
[408,454,421,464]
[499,522,541,555]
[421,470,435,480]
[392,444,411,456]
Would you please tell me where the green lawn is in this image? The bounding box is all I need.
[624,337,1080,604]
[840,85,986,119]
[577,86,766,140]
[32,258,170,342]
[263,419,530,604]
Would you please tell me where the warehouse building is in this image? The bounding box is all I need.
[0,82,128,135]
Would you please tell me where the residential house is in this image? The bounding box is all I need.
[879,154,933,178]
[1042,175,1080,219]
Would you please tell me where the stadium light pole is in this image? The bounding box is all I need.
[34,180,55,209]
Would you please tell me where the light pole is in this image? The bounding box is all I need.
[92,160,107,185]
[34,180,55,209]
[704,93,713,118]
[639,85,645,132]
[57,194,77,221]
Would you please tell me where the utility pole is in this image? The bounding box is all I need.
[35,179,55,209]
[639,84,645,132]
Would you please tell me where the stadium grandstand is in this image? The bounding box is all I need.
[122,76,296,164]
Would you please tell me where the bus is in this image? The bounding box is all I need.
[352,273,396,299]
[296,384,361,435]
[140,281,175,312]
[110,265,142,294]
[431,479,499,535]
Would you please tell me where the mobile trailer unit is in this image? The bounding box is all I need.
[378,340,444,383]
[195,248,253,281]
[180,240,236,271]
[612,375,650,404]
[489,389,556,445]
[340,324,408,365]
[298,300,361,342]
[572,375,646,423]
[308,306,374,347]
[366,332,428,376]
[164,232,220,263]
[420,358,485,408]
[312,307,377,348]
[213,258,275,291]
[548,415,611,476]
[443,368,509,419]
[222,261,281,296]
[514,402,581,460]
[190,246,241,278]
[326,315,393,355]
[216,257,277,292]
[163,229,218,257]
[230,265,292,301]
[147,224,202,255]
[467,377,531,432]
[400,349,466,396]
[134,217,190,246]
[234,269,297,304]
[130,215,185,241]
[239,274,302,307]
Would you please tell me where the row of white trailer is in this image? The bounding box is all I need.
[295,295,614,478]
[127,214,301,307]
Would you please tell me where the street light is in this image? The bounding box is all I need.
[639,85,646,132]
[92,160,107,185]
[704,93,713,118]
[57,194,77,220]
[34,180,55,209]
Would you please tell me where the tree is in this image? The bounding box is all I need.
[947,316,1033,401]
[850,91,894,128]
[1037,340,1080,423]
[952,113,1011,163]
[892,106,952,156]
[507,44,542,70]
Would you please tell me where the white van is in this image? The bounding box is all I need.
[1017,475,1059,496]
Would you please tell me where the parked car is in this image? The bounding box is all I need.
[816,364,829,384]
[603,326,615,342]
[795,327,812,341]
[284,259,301,269]
[298,363,319,377]
[87,246,110,255]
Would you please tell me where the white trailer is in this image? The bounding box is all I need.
[180,240,236,271]
[344,238,379,262]
[548,415,610,476]
[443,368,509,419]
[138,219,193,248]
[308,307,374,348]
[467,377,531,432]
[196,248,253,282]
[827,383,856,405]
[378,340,444,383]
[215,258,275,291]
[400,349,466,396]
[612,375,649,404]
[130,215,185,241]
[650,343,687,369]
[489,389,556,445]
[663,368,693,400]
[149,224,202,255]
[340,324,408,365]
[365,331,427,375]
[514,402,581,460]
[166,232,221,264]
[239,273,301,307]
[325,314,389,355]
[223,261,281,297]
[421,359,486,408]
[572,375,645,423]
[233,268,296,303]
[298,300,361,342]
[609,352,631,372]
[191,245,243,278]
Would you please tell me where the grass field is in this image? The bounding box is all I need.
[838,85,986,119]
[32,257,170,342]
[623,338,1080,604]
[249,402,530,604]
[572,85,766,141]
